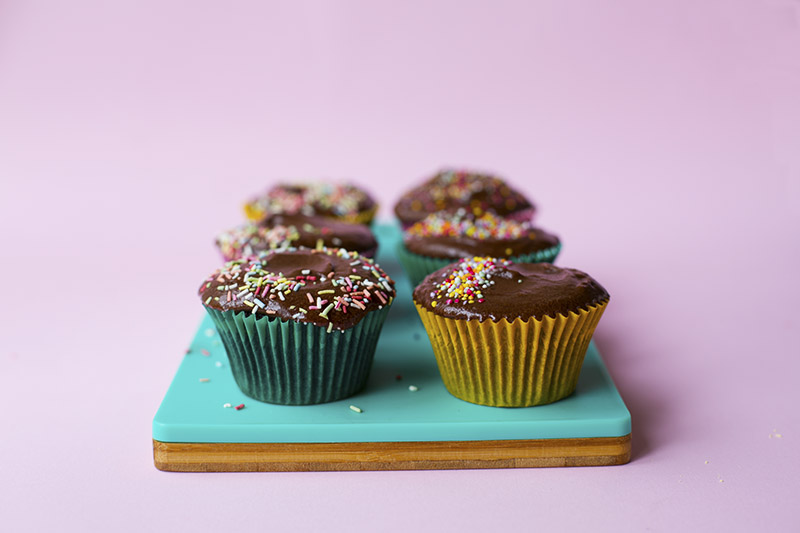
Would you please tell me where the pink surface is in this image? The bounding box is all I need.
[1,1,799,531]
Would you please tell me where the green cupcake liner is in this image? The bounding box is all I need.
[395,241,562,287]
[205,305,391,405]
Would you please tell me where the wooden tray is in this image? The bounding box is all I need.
[153,224,631,472]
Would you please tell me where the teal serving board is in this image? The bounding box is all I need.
[153,223,631,471]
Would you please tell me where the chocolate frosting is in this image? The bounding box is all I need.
[247,182,376,221]
[404,226,559,259]
[200,248,395,330]
[394,170,534,225]
[413,260,608,322]
[262,214,377,256]
[215,214,378,261]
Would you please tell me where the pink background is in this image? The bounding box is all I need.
[1,1,799,531]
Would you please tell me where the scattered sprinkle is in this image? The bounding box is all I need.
[395,374,403,381]
[408,385,419,392]
[199,378,210,383]
[204,328,215,337]
[215,361,223,368]
[235,403,245,411]
[349,405,363,413]
[200,349,210,356]
[223,403,232,408]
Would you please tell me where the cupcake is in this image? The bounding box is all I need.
[394,169,534,227]
[396,209,561,287]
[413,258,608,407]
[199,247,396,405]
[244,182,377,225]
[215,213,379,262]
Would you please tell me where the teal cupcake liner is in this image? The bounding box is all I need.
[205,305,391,405]
[395,241,562,287]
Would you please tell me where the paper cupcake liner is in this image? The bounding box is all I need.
[415,301,607,407]
[343,205,378,226]
[396,241,562,287]
[205,305,391,405]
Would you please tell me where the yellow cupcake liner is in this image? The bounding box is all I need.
[243,202,377,226]
[243,200,266,222]
[415,300,608,407]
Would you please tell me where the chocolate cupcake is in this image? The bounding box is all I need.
[413,258,608,407]
[396,209,561,286]
[394,169,534,227]
[244,182,377,225]
[200,247,396,405]
[216,214,379,262]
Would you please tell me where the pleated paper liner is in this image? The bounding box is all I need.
[205,305,391,405]
[396,241,562,288]
[243,204,378,226]
[415,301,608,407]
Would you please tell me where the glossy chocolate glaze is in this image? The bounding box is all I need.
[413,261,608,322]
[404,226,559,259]
[262,214,377,256]
[200,248,395,330]
[394,170,534,225]
[215,214,378,262]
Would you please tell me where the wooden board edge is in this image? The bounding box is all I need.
[153,434,631,472]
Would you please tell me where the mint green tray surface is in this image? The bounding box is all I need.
[153,223,631,444]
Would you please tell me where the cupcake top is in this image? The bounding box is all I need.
[403,209,559,259]
[244,182,377,223]
[199,247,395,331]
[216,214,378,261]
[394,169,534,226]
[413,257,608,322]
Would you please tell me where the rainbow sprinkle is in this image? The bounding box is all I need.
[407,209,531,240]
[429,257,511,308]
